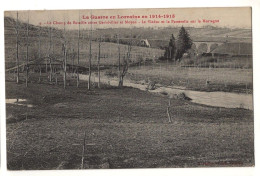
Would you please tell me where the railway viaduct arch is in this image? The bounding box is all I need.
[192,41,225,53]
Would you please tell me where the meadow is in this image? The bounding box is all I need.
[6,74,254,169]
[123,60,252,93]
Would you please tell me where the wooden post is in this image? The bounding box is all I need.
[38,24,41,82]
[16,11,19,84]
[167,98,172,123]
[81,131,86,169]
[88,11,92,90]
[98,36,101,88]
[63,24,67,89]
[26,11,29,87]
[64,46,67,89]
[117,34,121,86]
[77,12,80,87]
[49,25,53,82]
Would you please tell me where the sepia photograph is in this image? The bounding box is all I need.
[3,7,254,171]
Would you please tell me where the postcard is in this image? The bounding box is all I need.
[4,7,253,170]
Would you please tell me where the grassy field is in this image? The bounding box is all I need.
[73,41,164,66]
[126,62,253,93]
[6,74,254,169]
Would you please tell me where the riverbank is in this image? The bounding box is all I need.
[79,74,253,110]
[125,64,253,94]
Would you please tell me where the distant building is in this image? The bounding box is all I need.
[140,39,151,47]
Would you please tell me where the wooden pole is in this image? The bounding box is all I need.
[16,11,19,84]
[117,34,121,86]
[81,131,86,169]
[167,98,172,123]
[64,47,67,89]
[26,11,29,87]
[88,11,92,90]
[98,36,101,88]
[38,24,41,82]
[77,11,80,87]
[63,23,67,89]
[49,25,53,82]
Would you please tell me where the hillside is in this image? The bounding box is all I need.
[86,26,252,48]
[4,16,252,69]
[4,17,164,69]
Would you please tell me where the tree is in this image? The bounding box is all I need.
[118,52,130,87]
[164,34,176,60]
[118,39,131,87]
[175,26,193,60]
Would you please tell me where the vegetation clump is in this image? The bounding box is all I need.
[162,26,193,61]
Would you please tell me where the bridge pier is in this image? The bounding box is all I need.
[193,41,224,54]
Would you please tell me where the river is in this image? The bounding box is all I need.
[78,74,253,110]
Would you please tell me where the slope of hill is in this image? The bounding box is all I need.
[4,17,164,69]
[5,17,64,69]
[87,26,252,48]
[4,16,252,70]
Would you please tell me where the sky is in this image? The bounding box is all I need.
[5,7,252,30]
